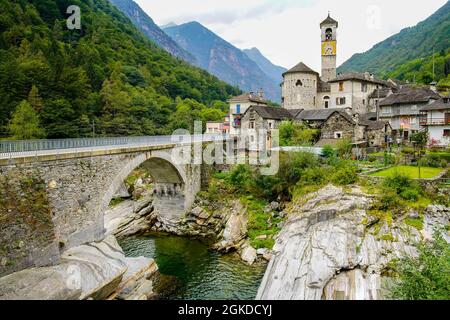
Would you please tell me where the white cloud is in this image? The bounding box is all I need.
[135,0,448,71]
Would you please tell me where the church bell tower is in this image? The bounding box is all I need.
[320,13,338,82]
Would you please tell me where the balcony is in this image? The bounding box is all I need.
[419,118,450,126]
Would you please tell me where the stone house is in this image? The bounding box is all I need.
[419,96,450,146]
[227,92,267,136]
[241,105,293,151]
[379,87,440,140]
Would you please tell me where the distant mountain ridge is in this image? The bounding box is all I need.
[163,21,281,102]
[338,1,450,78]
[108,0,195,63]
[243,48,287,83]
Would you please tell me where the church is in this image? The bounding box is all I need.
[281,14,390,115]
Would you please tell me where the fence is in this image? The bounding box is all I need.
[0,134,228,159]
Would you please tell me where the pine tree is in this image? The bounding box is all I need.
[27,85,43,112]
[9,100,46,139]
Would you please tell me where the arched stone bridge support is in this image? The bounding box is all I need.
[0,145,202,276]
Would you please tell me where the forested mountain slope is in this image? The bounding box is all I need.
[338,1,450,78]
[0,0,240,139]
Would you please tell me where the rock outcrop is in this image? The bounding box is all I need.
[104,196,156,238]
[256,185,449,300]
[0,236,158,300]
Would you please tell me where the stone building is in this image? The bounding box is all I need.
[379,86,440,140]
[228,92,267,136]
[281,14,391,115]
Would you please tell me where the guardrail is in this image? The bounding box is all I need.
[0,134,229,159]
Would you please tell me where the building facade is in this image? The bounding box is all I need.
[228,92,267,136]
[420,96,450,146]
[378,87,440,140]
[320,14,338,82]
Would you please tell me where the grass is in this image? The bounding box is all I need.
[369,166,444,179]
[404,217,424,230]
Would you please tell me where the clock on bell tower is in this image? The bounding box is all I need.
[320,13,338,82]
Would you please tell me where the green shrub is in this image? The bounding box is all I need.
[331,162,358,185]
[382,171,422,199]
[321,145,336,158]
[227,165,253,192]
[336,139,353,159]
[418,154,447,168]
[400,189,420,201]
[390,232,450,300]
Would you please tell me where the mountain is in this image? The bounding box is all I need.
[163,22,281,102]
[243,48,286,83]
[0,0,240,138]
[338,1,450,78]
[107,0,195,63]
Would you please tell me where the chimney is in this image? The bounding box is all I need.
[370,73,374,81]
[364,71,370,80]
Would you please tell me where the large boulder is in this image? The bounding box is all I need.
[256,185,435,300]
[213,201,248,252]
[0,236,157,300]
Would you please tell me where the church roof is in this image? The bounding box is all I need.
[320,14,338,27]
[283,62,319,77]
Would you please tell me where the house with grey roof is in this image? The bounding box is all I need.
[419,96,450,146]
[378,87,440,140]
[240,105,391,149]
[227,92,268,136]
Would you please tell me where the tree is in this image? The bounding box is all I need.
[27,85,43,112]
[411,131,429,178]
[391,232,450,300]
[8,100,45,139]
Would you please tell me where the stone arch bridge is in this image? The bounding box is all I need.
[0,136,218,275]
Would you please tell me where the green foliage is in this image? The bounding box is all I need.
[391,232,450,300]
[331,162,358,185]
[387,50,450,87]
[321,145,336,158]
[411,131,429,149]
[0,0,240,138]
[8,100,45,139]
[338,2,450,80]
[383,172,422,200]
[336,138,353,159]
[278,120,320,146]
[418,154,448,168]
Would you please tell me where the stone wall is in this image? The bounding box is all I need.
[282,72,318,110]
[320,113,354,140]
[0,147,203,276]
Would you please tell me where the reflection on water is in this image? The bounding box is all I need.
[119,234,266,300]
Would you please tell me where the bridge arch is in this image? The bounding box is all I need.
[100,149,195,228]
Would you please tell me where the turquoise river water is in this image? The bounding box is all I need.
[119,234,267,300]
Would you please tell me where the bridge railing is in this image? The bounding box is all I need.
[0,134,228,159]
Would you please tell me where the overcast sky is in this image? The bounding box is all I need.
[135,0,447,71]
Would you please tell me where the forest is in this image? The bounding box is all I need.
[0,0,241,139]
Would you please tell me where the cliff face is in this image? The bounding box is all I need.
[257,185,449,300]
[108,0,196,63]
[163,22,282,103]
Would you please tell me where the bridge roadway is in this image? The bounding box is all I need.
[0,134,227,162]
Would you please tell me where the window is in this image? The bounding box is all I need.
[325,101,329,109]
[325,28,332,41]
[236,104,241,114]
[323,96,330,109]
[411,117,417,125]
[444,129,450,137]
[268,121,273,129]
[382,106,391,114]
[363,99,366,106]
[336,97,346,105]
[313,96,316,106]
[250,135,255,142]
[296,80,303,87]
[339,82,344,92]
[334,132,343,139]
[361,83,367,92]
[249,121,255,129]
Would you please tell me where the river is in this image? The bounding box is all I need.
[119,234,267,300]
